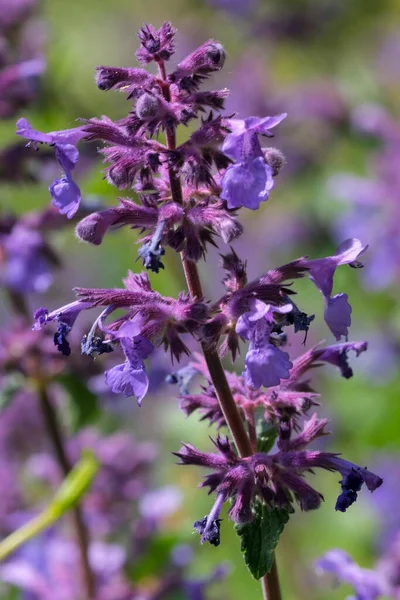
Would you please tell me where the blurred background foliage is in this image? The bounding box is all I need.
[1,0,400,598]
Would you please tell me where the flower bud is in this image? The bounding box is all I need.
[136,22,176,64]
[135,93,160,120]
[263,147,286,176]
[95,66,150,92]
[75,212,114,245]
[170,40,226,88]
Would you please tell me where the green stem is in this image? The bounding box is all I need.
[0,511,54,562]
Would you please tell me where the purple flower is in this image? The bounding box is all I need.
[0,535,133,600]
[0,225,53,293]
[236,300,293,389]
[315,550,385,600]
[169,39,226,90]
[288,340,368,383]
[105,335,153,404]
[175,433,382,544]
[221,114,286,210]
[16,118,86,218]
[33,300,93,356]
[301,238,368,340]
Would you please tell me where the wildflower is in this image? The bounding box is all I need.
[221,114,287,210]
[301,238,368,340]
[236,300,293,389]
[105,336,153,404]
[175,433,382,544]
[0,535,134,600]
[16,118,86,218]
[169,39,226,90]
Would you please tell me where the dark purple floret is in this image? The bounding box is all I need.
[80,334,114,358]
[335,468,365,512]
[193,516,222,547]
[138,220,166,273]
[136,22,176,64]
[53,322,71,356]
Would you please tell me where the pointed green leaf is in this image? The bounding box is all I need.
[236,503,289,580]
[0,451,98,562]
[51,450,99,516]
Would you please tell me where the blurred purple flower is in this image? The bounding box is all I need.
[316,549,386,600]
[0,535,133,600]
[0,224,54,293]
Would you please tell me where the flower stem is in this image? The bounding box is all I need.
[6,291,95,599]
[158,60,282,600]
[37,383,95,599]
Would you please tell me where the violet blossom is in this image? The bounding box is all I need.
[33,270,209,401]
[0,535,134,600]
[301,238,368,340]
[0,223,54,293]
[221,114,287,210]
[16,118,86,218]
[236,299,293,389]
[175,433,382,544]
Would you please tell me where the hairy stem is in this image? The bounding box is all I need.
[6,292,95,599]
[158,60,282,600]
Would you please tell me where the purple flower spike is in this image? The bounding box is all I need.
[301,238,368,340]
[221,114,286,210]
[16,118,86,218]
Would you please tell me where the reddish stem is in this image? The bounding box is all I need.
[157,60,282,600]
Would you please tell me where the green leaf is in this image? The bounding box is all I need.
[51,450,99,516]
[236,503,289,580]
[0,451,99,562]
[57,373,99,431]
[256,421,278,454]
